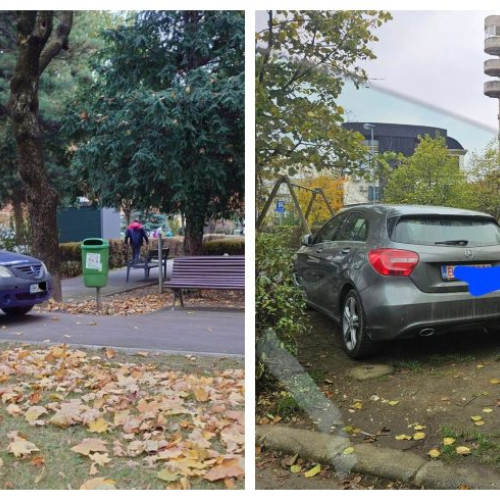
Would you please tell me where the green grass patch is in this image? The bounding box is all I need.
[438,425,500,468]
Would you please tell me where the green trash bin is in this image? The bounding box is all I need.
[81,238,110,288]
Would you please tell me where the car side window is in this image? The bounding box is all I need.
[313,213,347,244]
[334,213,368,242]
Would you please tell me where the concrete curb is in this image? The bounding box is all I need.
[256,425,500,489]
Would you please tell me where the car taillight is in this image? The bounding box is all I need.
[368,248,419,276]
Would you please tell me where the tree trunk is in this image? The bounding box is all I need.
[184,210,204,255]
[7,12,73,302]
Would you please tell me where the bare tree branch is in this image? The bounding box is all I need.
[39,11,72,75]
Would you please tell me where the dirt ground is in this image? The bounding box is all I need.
[257,310,500,488]
[37,287,245,315]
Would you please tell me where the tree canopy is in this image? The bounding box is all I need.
[68,11,245,254]
[255,10,391,186]
[383,135,476,209]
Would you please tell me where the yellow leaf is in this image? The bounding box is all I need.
[456,446,471,455]
[194,388,210,402]
[413,424,425,431]
[413,432,426,440]
[88,418,109,434]
[304,464,321,478]
[90,453,111,466]
[474,420,485,426]
[388,400,399,406]
[470,415,483,422]
[350,402,362,410]
[443,437,456,446]
[79,477,116,490]
[395,434,412,441]
[490,378,500,385]
[8,439,40,457]
[428,449,441,459]
[25,406,47,425]
[343,447,355,455]
[290,465,301,474]
[483,408,493,413]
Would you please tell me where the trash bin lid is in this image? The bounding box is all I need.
[81,238,109,248]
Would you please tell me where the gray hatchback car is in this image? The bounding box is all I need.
[294,204,500,359]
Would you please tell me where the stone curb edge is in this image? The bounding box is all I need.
[256,425,500,490]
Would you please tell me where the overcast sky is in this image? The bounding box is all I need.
[256,10,500,158]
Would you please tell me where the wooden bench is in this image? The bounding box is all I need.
[126,248,169,282]
[165,255,244,307]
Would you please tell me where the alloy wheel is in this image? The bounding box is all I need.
[343,296,360,351]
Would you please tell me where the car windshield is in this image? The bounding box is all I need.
[389,216,500,247]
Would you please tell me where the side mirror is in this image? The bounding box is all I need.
[302,234,313,246]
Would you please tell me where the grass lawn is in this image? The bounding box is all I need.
[0,344,244,490]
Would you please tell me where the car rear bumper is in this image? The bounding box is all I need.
[360,279,500,340]
[0,278,52,309]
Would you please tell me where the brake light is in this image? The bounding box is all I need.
[368,248,419,276]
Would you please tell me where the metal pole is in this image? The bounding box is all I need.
[158,233,163,293]
[96,287,101,313]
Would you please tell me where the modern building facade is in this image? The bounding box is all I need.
[341,122,467,204]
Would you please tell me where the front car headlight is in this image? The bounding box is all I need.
[0,265,14,278]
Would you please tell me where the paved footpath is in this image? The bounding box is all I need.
[0,264,244,357]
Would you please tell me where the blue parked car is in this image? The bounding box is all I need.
[0,250,52,316]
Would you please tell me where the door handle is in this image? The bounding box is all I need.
[340,248,351,254]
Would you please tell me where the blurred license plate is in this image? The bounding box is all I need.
[30,284,41,294]
[441,264,492,281]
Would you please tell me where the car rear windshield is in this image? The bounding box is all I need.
[389,216,500,247]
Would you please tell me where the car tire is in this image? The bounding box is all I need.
[341,290,375,359]
[1,305,34,317]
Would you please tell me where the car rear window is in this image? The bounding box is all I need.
[389,216,500,247]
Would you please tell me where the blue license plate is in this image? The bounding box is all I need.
[441,264,492,281]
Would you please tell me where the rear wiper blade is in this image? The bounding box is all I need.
[434,240,468,246]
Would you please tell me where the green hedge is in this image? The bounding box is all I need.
[59,236,244,278]
[202,238,245,256]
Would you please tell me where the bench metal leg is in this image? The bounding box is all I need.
[126,264,131,282]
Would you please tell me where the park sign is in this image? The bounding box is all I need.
[275,200,285,213]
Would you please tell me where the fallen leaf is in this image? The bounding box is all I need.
[413,432,426,440]
[71,438,108,456]
[290,464,301,474]
[105,348,116,359]
[90,453,111,466]
[428,449,441,459]
[79,477,116,490]
[490,378,500,385]
[456,446,471,455]
[343,447,355,455]
[204,458,244,481]
[388,400,399,406]
[8,439,40,457]
[483,408,493,413]
[88,418,109,434]
[471,415,483,422]
[25,406,47,425]
[443,437,456,446]
[395,434,412,441]
[304,464,321,478]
